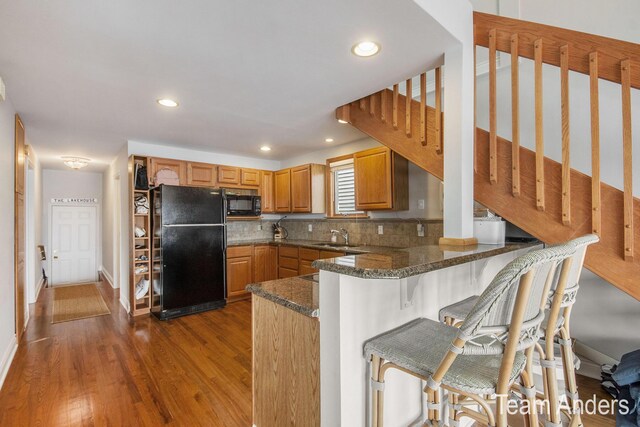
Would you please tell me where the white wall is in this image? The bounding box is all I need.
[41,169,103,281]
[0,96,17,389]
[282,137,444,220]
[473,0,640,360]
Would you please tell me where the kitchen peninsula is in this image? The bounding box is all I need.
[247,240,540,427]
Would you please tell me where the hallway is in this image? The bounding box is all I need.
[0,279,252,426]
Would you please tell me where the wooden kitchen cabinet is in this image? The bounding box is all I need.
[259,171,275,213]
[319,250,345,259]
[354,147,408,211]
[226,246,253,301]
[278,245,299,278]
[299,248,320,275]
[186,162,216,187]
[218,165,241,185]
[254,245,278,282]
[275,169,292,212]
[275,164,326,214]
[241,168,260,186]
[149,157,187,186]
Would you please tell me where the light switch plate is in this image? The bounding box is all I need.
[308,224,313,232]
[418,199,425,210]
[377,225,384,235]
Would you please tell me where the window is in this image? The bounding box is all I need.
[328,158,365,217]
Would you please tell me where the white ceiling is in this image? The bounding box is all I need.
[0,0,456,170]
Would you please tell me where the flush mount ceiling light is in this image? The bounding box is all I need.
[260,145,272,152]
[62,156,91,170]
[325,138,334,143]
[351,41,380,57]
[157,98,179,107]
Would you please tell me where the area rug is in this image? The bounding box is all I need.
[52,284,110,324]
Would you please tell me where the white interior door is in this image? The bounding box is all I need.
[51,205,97,286]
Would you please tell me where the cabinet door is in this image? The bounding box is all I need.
[319,250,345,259]
[241,168,260,186]
[291,165,311,213]
[254,245,268,283]
[226,254,253,300]
[299,260,318,275]
[278,267,299,279]
[187,162,216,187]
[218,166,241,185]
[274,169,292,212]
[354,147,393,210]
[149,158,186,186]
[260,171,275,213]
[267,246,278,280]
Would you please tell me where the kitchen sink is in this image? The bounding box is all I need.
[317,243,360,249]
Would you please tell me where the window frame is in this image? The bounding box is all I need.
[325,154,368,219]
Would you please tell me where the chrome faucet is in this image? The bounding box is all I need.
[330,228,349,246]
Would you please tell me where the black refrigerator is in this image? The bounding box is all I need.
[150,185,226,320]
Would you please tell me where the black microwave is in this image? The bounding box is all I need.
[227,195,261,217]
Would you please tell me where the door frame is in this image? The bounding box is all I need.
[25,157,36,309]
[48,200,100,286]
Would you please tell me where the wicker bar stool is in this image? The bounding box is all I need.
[364,245,575,427]
[438,235,599,426]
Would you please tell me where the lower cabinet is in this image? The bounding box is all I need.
[226,246,253,301]
[227,244,346,301]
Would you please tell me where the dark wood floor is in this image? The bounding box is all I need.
[0,278,616,426]
[0,279,252,426]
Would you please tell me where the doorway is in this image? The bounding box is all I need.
[49,205,98,286]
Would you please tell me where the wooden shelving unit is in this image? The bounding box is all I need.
[129,155,152,316]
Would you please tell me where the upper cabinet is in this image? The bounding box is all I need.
[218,166,241,185]
[241,168,260,186]
[274,169,292,213]
[187,162,216,187]
[260,171,275,213]
[149,157,186,186]
[354,147,408,211]
[275,164,325,214]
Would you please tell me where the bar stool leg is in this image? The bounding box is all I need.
[370,355,385,427]
[520,369,539,427]
[559,326,583,427]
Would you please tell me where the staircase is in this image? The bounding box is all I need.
[336,12,640,301]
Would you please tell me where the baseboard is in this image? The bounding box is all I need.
[34,277,44,301]
[574,339,620,380]
[99,266,117,289]
[120,295,130,313]
[0,336,18,391]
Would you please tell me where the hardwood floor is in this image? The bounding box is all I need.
[0,279,252,426]
[0,278,617,426]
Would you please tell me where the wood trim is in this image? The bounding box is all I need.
[511,34,520,197]
[420,72,427,146]
[336,105,350,124]
[14,114,25,343]
[435,67,443,154]
[621,59,634,261]
[380,89,387,123]
[589,52,601,236]
[489,28,498,184]
[439,237,478,247]
[369,93,376,116]
[405,78,412,137]
[474,30,478,173]
[392,84,399,130]
[474,11,640,89]
[561,44,571,225]
[534,38,545,211]
[359,98,366,110]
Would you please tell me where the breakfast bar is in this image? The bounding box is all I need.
[247,241,540,427]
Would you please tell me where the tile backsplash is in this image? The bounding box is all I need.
[227,218,443,247]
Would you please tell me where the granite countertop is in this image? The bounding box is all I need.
[227,238,395,254]
[246,275,319,318]
[311,242,540,279]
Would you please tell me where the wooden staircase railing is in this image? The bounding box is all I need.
[336,12,640,300]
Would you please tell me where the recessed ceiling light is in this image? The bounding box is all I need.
[260,146,272,152]
[338,119,348,124]
[352,41,380,57]
[157,98,179,107]
[325,138,334,143]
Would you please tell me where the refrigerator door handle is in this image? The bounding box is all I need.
[163,224,227,228]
